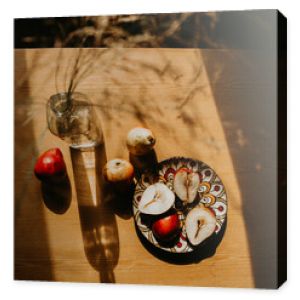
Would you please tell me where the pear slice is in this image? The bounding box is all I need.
[174,168,200,203]
[185,206,216,246]
[139,183,175,215]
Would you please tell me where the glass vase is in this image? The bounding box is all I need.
[47,92,103,150]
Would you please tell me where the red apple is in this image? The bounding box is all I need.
[34,148,67,181]
[152,212,181,242]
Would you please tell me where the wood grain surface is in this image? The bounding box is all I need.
[14,48,254,287]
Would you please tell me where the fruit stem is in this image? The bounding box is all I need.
[186,174,190,201]
[195,219,203,238]
[144,191,160,208]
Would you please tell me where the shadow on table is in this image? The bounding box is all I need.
[14,50,53,281]
[136,219,227,265]
[41,176,72,214]
[70,144,119,283]
[106,183,134,220]
[202,48,279,288]
[129,149,158,180]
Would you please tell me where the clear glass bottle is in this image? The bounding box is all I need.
[47,92,103,150]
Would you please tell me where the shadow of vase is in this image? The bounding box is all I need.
[70,144,119,283]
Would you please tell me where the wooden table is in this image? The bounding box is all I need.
[14,48,254,287]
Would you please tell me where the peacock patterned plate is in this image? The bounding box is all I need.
[133,157,228,253]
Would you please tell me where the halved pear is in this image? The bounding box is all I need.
[174,168,200,203]
[185,206,216,246]
[138,183,175,215]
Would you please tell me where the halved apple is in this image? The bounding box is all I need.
[138,183,175,215]
[185,206,216,246]
[174,168,200,203]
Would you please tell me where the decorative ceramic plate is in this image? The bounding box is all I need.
[133,157,228,253]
